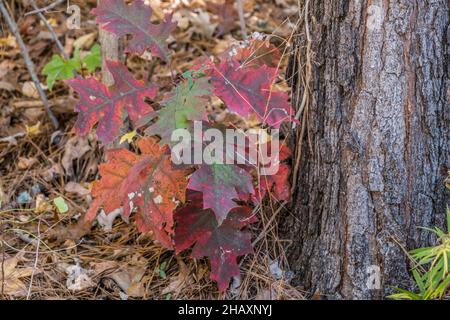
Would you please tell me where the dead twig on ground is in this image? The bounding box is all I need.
[30,0,68,59]
[24,0,65,16]
[0,0,60,129]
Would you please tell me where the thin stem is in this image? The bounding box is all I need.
[30,0,68,59]
[0,1,59,129]
[24,0,65,16]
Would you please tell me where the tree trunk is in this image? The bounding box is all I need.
[284,0,449,299]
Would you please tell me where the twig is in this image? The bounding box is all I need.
[26,219,41,300]
[0,1,59,129]
[252,201,288,246]
[291,0,312,193]
[1,233,5,297]
[24,0,65,16]
[236,0,248,39]
[30,0,68,59]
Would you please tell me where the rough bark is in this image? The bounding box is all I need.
[283,0,449,299]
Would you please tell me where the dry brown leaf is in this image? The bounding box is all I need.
[73,32,97,49]
[0,81,15,91]
[64,264,95,291]
[64,182,90,197]
[61,136,92,177]
[161,258,191,296]
[109,266,147,298]
[18,156,37,170]
[89,261,119,276]
[35,194,53,213]
[0,255,41,297]
[0,35,17,48]
[21,81,39,99]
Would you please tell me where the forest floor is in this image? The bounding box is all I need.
[0,0,305,300]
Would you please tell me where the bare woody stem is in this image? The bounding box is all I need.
[0,1,59,129]
[29,0,68,59]
[24,0,65,16]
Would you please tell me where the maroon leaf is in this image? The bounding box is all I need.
[92,0,176,59]
[188,163,254,225]
[234,38,282,68]
[67,60,157,144]
[209,59,292,128]
[255,164,291,202]
[174,191,256,291]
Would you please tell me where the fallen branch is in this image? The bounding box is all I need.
[12,98,68,109]
[24,0,65,16]
[0,0,59,129]
[30,0,68,59]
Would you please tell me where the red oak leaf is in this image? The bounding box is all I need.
[250,142,292,202]
[255,164,291,202]
[86,137,189,249]
[67,60,157,144]
[209,59,292,128]
[188,163,254,225]
[234,38,282,68]
[92,0,176,59]
[174,191,256,292]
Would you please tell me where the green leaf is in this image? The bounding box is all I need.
[388,288,424,300]
[83,44,102,73]
[412,269,426,293]
[156,261,168,279]
[42,51,81,90]
[141,77,212,145]
[53,196,69,214]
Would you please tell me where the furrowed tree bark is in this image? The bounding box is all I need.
[284,0,449,299]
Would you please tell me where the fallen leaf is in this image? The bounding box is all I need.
[73,32,97,50]
[89,261,119,276]
[0,255,40,297]
[25,122,41,136]
[61,136,92,177]
[53,196,69,213]
[22,81,39,98]
[0,81,15,91]
[35,194,52,213]
[119,130,137,145]
[65,264,95,291]
[0,35,17,48]
[17,157,37,170]
[64,182,91,197]
[109,266,146,298]
[97,208,123,232]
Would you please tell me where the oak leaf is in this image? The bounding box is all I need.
[67,60,157,144]
[93,0,176,59]
[86,137,189,248]
[188,163,254,225]
[140,76,212,145]
[209,59,292,128]
[174,191,256,292]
